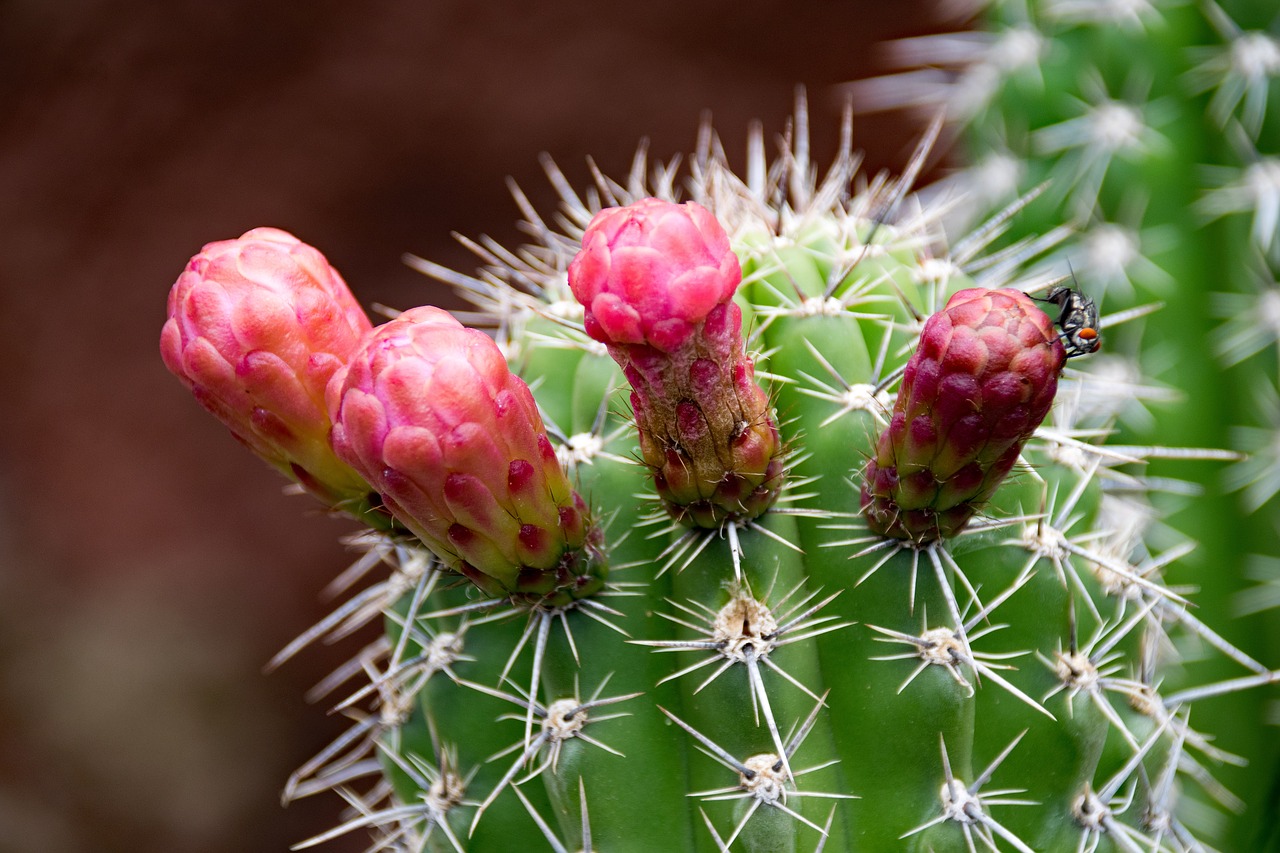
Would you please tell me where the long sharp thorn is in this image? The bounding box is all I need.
[928,546,977,680]
[699,809,733,853]
[727,521,744,582]
[470,732,549,836]
[983,817,1037,853]
[787,691,830,759]
[1099,715,1172,802]
[1161,600,1270,675]
[558,610,581,667]
[391,567,438,669]
[1162,669,1280,707]
[579,776,592,852]
[723,799,765,851]
[512,785,568,853]
[657,706,749,774]
[973,730,1028,792]
[745,647,794,786]
[524,612,553,753]
[760,656,828,704]
[497,617,537,691]
[268,582,389,671]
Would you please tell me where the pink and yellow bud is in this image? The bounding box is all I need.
[569,198,784,528]
[861,287,1066,543]
[160,227,375,509]
[328,306,604,603]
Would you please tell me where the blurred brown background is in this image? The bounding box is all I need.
[0,2,941,850]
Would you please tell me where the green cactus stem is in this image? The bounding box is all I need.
[162,91,1279,852]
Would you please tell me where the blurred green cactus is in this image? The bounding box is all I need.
[851,0,1280,848]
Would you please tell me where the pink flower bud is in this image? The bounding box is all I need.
[160,227,375,509]
[570,197,742,352]
[329,306,605,603]
[569,199,783,528]
[861,288,1066,543]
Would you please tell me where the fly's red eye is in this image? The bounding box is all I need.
[1078,328,1098,340]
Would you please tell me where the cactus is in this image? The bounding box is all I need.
[162,90,1280,851]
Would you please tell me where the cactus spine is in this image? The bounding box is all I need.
[164,91,1279,850]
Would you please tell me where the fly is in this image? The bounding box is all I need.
[1038,280,1100,359]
